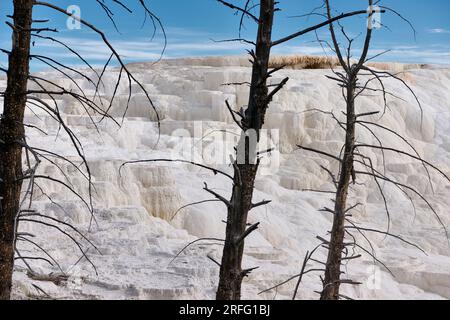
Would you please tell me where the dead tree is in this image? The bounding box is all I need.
[215,0,383,301]
[294,0,449,300]
[318,0,371,300]
[0,0,34,301]
[122,0,379,300]
[0,0,163,300]
[214,0,276,301]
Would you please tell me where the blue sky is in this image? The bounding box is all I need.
[1,0,450,70]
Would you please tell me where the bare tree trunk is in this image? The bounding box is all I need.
[0,0,33,300]
[321,75,357,300]
[216,0,275,300]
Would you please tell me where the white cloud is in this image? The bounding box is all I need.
[30,35,251,63]
[3,25,450,69]
[428,28,450,34]
[164,27,213,38]
[272,45,333,56]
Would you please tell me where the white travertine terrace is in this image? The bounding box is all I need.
[1,57,449,300]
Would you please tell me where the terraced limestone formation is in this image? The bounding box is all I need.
[1,57,449,300]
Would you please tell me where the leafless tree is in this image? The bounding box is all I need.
[214,0,386,301]
[0,0,164,300]
[254,0,448,301]
[121,0,386,301]
[294,0,449,300]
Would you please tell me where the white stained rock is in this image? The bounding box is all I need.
[10,58,450,300]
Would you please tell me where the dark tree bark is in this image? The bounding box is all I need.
[216,0,275,300]
[320,0,371,300]
[320,74,357,300]
[0,0,33,300]
[0,0,164,301]
[315,0,448,300]
[215,0,373,300]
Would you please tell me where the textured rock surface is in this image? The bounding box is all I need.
[1,57,449,300]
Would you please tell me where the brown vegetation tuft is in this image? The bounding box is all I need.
[269,55,339,69]
[269,55,428,72]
